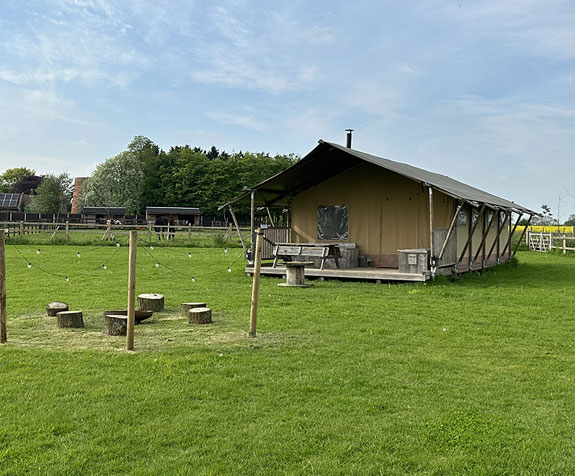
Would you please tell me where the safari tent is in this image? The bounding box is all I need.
[225,139,536,280]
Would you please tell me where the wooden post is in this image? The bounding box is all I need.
[126,230,137,351]
[564,237,566,254]
[250,190,255,264]
[148,222,152,242]
[188,223,191,242]
[0,231,7,343]
[19,221,24,237]
[249,229,263,337]
[65,221,69,242]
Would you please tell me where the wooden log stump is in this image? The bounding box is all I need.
[188,307,212,324]
[56,311,84,328]
[137,293,164,312]
[181,302,207,316]
[46,301,69,317]
[104,314,127,336]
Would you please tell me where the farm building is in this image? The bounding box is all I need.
[82,207,127,224]
[145,207,201,226]
[224,138,536,281]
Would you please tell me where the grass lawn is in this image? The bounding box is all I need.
[1,244,575,475]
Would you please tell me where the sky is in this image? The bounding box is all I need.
[0,0,574,217]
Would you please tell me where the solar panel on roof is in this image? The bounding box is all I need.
[0,193,20,208]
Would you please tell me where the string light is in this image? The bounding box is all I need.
[102,264,107,270]
[36,249,40,255]
[27,263,32,269]
[65,276,69,282]
[115,242,120,248]
[77,252,81,258]
[224,248,228,255]
[192,277,195,283]
[150,246,154,250]
[187,252,192,258]
[155,262,160,268]
[3,228,8,234]
[227,267,231,273]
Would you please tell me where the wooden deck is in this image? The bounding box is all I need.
[245,263,430,283]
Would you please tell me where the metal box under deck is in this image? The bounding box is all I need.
[245,263,430,283]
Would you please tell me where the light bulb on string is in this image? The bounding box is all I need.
[27,263,32,269]
[150,245,154,250]
[192,277,196,283]
[155,262,160,268]
[227,267,231,273]
[76,252,81,258]
[3,228,8,234]
[102,264,107,270]
[224,248,228,255]
[115,242,120,248]
[187,253,192,258]
[36,249,40,255]
[65,276,69,282]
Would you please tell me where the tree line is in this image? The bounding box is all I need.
[1,136,299,219]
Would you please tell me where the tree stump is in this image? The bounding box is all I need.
[137,293,164,311]
[56,311,84,328]
[46,301,69,317]
[188,307,212,324]
[104,314,127,336]
[181,302,207,316]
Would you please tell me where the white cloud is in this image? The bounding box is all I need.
[206,111,267,132]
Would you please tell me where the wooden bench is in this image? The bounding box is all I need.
[272,243,340,270]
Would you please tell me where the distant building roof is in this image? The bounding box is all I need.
[0,193,22,211]
[82,207,126,215]
[146,207,200,216]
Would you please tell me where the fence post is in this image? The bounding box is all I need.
[19,221,23,237]
[249,228,263,337]
[126,230,137,351]
[188,223,191,242]
[65,221,69,242]
[0,231,6,343]
[148,223,152,242]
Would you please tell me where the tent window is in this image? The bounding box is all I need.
[318,205,348,240]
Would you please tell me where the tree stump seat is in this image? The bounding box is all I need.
[57,311,84,328]
[104,310,153,324]
[104,314,127,336]
[188,307,212,324]
[46,301,69,317]
[181,302,207,316]
[137,293,164,312]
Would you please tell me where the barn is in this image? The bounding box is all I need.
[225,139,536,281]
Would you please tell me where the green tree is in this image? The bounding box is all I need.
[26,173,72,214]
[564,214,575,226]
[80,151,144,214]
[0,167,36,192]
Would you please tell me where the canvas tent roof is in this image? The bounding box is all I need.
[223,141,536,215]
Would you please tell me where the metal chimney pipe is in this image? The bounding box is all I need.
[345,129,354,148]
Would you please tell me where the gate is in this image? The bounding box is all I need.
[262,227,290,259]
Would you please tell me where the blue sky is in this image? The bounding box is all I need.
[0,0,574,216]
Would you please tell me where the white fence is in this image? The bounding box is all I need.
[527,230,575,253]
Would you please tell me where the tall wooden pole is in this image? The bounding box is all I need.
[0,231,7,343]
[249,229,263,337]
[65,221,69,242]
[428,186,435,273]
[126,230,137,351]
[250,190,255,264]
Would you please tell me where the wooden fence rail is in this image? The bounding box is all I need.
[526,230,575,253]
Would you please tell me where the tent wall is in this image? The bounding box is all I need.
[290,162,454,268]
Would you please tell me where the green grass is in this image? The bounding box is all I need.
[1,246,575,475]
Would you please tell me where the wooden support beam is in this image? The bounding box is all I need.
[265,207,275,227]
[511,215,533,258]
[472,207,497,266]
[438,201,464,260]
[228,204,248,258]
[500,212,522,258]
[486,211,506,266]
[454,204,485,273]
